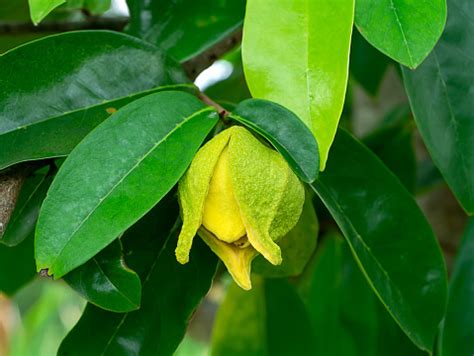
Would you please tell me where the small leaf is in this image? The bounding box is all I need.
[59,215,218,355]
[1,167,52,246]
[28,0,65,25]
[242,0,354,169]
[36,91,218,278]
[439,219,474,356]
[402,0,474,214]
[0,30,190,170]
[355,0,447,68]
[211,277,315,356]
[0,232,36,296]
[126,0,246,61]
[231,98,319,182]
[64,240,141,313]
[253,192,319,278]
[311,129,447,352]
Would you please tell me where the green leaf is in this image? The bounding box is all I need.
[0,30,190,171]
[63,240,141,313]
[355,0,446,68]
[230,99,319,182]
[439,219,474,356]
[350,28,391,96]
[0,232,36,296]
[35,91,218,278]
[242,0,354,170]
[1,167,52,246]
[311,129,447,352]
[363,108,416,193]
[211,277,315,356]
[298,233,426,356]
[59,219,218,355]
[126,0,246,61]
[28,0,65,25]
[402,0,474,214]
[253,192,319,278]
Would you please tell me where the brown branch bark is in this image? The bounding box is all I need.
[182,28,242,81]
[0,17,128,34]
[0,165,28,238]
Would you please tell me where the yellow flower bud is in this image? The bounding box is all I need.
[175,126,304,290]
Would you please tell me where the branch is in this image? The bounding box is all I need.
[182,28,243,81]
[0,166,28,237]
[0,17,128,34]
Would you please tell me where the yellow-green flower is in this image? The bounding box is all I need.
[175,126,304,290]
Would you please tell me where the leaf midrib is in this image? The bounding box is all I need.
[50,106,214,273]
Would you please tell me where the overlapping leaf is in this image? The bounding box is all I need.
[355,0,446,68]
[242,0,354,169]
[126,0,246,61]
[311,129,447,352]
[36,91,218,278]
[402,0,474,214]
[0,30,191,170]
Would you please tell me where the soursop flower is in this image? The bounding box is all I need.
[175,126,304,290]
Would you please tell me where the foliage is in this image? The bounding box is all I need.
[0,0,472,355]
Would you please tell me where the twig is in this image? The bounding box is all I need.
[182,28,243,81]
[0,17,128,34]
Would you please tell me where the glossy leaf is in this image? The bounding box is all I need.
[439,219,474,356]
[35,91,219,278]
[212,277,315,356]
[28,0,65,25]
[0,30,190,171]
[253,193,319,278]
[126,0,246,61]
[355,0,446,68]
[298,233,426,356]
[402,0,474,214]
[242,0,354,169]
[311,129,447,352]
[363,108,416,193]
[1,167,52,246]
[59,221,218,355]
[64,240,141,313]
[0,232,36,296]
[350,28,391,96]
[231,99,319,182]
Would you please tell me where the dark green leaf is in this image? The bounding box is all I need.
[402,0,474,214]
[253,192,319,278]
[59,224,217,355]
[36,91,218,278]
[0,232,36,296]
[311,129,447,352]
[64,240,141,313]
[350,28,391,96]
[0,30,190,170]
[439,219,474,356]
[298,233,426,356]
[126,0,245,61]
[363,108,416,193]
[231,99,319,182]
[1,167,52,246]
[211,277,315,356]
[355,0,446,68]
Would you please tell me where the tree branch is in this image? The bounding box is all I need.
[182,28,242,81]
[0,166,27,238]
[0,17,128,34]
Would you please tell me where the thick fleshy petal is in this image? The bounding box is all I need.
[199,227,258,290]
[176,129,231,264]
